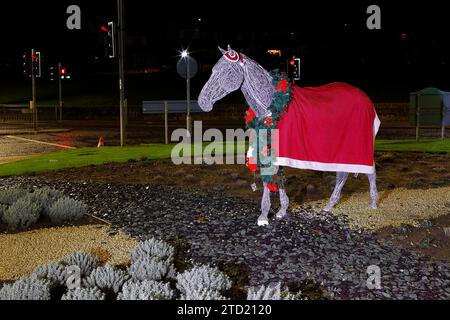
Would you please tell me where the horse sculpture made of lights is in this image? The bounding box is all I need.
[198,46,380,226]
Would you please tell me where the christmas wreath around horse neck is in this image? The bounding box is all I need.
[245,70,292,193]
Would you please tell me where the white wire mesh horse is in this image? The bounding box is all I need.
[198,46,380,226]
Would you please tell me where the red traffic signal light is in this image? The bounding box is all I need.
[292,58,300,81]
[60,68,66,75]
[100,25,109,33]
[106,21,116,58]
[288,57,301,81]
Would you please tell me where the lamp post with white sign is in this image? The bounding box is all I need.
[177,51,198,137]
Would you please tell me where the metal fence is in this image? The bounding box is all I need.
[142,100,202,114]
[1,102,447,139]
[0,105,31,122]
[0,105,32,132]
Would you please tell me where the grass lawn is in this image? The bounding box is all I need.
[0,139,448,177]
[0,141,246,177]
[375,139,450,153]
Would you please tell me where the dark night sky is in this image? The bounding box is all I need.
[1,1,449,100]
[0,1,447,48]
[1,1,447,55]
[1,1,447,36]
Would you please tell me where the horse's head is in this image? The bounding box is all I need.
[198,46,245,112]
[198,46,274,117]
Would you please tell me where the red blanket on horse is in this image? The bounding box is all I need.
[275,82,380,174]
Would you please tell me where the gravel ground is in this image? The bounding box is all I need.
[0,224,137,280]
[308,187,450,230]
[0,135,59,163]
[1,177,449,300]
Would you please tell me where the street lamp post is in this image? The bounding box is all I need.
[181,50,191,136]
[31,48,37,131]
[117,0,126,146]
[177,50,197,137]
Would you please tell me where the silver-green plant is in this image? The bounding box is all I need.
[48,197,87,223]
[176,265,232,296]
[84,264,130,294]
[117,280,174,300]
[129,257,176,282]
[129,238,174,263]
[63,252,98,277]
[2,197,41,230]
[247,283,281,300]
[179,287,227,300]
[282,290,305,300]
[0,277,50,300]
[61,287,105,300]
[26,187,64,216]
[32,262,68,286]
[0,188,28,206]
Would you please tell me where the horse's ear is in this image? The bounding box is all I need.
[219,45,241,63]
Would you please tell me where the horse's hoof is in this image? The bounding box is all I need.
[276,211,287,219]
[370,204,378,210]
[257,218,269,226]
[323,206,333,212]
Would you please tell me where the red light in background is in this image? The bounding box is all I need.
[401,33,408,41]
[60,68,66,75]
[100,26,109,33]
[290,60,295,66]
[57,135,74,143]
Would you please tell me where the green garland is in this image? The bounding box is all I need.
[245,70,292,192]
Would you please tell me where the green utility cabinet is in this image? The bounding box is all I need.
[409,87,450,126]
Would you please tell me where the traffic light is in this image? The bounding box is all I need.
[101,21,116,58]
[22,51,32,77]
[22,50,41,78]
[58,66,71,80]
[289,57,301,81]
[49,66,56,81]
[31,50,42,78]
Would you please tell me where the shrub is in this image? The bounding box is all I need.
[129,257,176,282]
[0,188,28,205]
[117,280,174,300]
[61,287,105,300]
[129,238,174,263]
[26,187,64,216]
[32,262,68,286]
[282,290,305,300]
[2,197,41,230]
[0,277,50,300]
[63,252,98,277]
[247,283,281,300]
[84,264,130,294]
[179,287,227,300]
[176,265,232,296]
[48,197,87,223]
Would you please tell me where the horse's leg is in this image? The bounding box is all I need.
[324,172,349,212]
[257,184,271,226]
[276,189,289,219]
[367,172,378,209]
